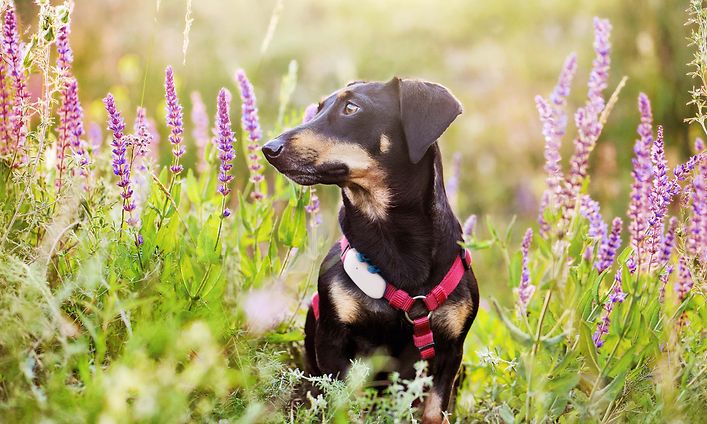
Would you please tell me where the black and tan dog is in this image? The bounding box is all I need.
[263,77,479,423]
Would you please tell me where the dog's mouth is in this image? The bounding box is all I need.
[281,163,349,186]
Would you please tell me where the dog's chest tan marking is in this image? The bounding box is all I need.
[329,277,362,324]
[432,299,472,338]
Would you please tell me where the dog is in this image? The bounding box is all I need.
[263,77,479,423]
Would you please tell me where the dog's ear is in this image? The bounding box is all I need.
[393,77,463,164]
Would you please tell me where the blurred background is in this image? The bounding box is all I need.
[15,0,699,291]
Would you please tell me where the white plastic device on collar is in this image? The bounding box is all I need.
[341,246,387,299]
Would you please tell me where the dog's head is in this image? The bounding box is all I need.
[263,77,462,219]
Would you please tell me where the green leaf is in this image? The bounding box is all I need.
[491,299,533,346]
[264,331,305,343]
[579,322,601,375]
[607,343,638,378]
[185,170,201,206]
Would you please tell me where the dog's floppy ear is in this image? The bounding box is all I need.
[393,77,463,163]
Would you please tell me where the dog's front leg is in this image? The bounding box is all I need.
[422,346,463,424]
[314,317,354,378]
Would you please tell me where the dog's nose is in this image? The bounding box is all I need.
[262,137,286,159]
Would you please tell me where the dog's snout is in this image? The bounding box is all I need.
[262,137,286,159]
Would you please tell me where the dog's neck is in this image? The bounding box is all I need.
[338,147,462,294]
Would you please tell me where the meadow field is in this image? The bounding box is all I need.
[0,0,705,422]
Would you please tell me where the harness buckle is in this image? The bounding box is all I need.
[404,295,432,324]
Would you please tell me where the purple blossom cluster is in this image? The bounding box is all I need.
[595,217,622,273]
[535,53,577,200]
[593,270,626,348]
[214,88,235,218]
[235,69,265,201]
[52,20,90,192]
[567,18,611,196]
[132,107,153,211]
[302,103,318,124]
[305,189,322,227]
[627,93,654,265]
[2,7,29,168]
[517,228,535,313]
[446,152,462,203]
[103,94,139,229]
[164,66,185,175]
[687,155,706,260]
[675,257,694,302]
[190,91,210,175]
[462,214,477,242]
[56,24,73,74]
[658,265,673,304]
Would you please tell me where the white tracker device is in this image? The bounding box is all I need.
[342,247,387,299]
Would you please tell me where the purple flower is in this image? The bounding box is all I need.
[646,126,671,269]
[88,122,102,152]
[242,284,292,334]
[517,228,535,312]
[675,257,694,302]
[687,159,706,259]
[190,91,210,175]
[164,66,185,175]
[696,138,705,152]
[580,195,607,240]
[627,94,654,264]
[567,18,612,197]
[132,107,153,210]
[104,94,139,230]
[659,265,673,303]
[302,103,318,124]
[0,44,8,155]
[214,88,235,201]
[56,24,73,74]
[462,214,477,242]
[223,208,232,218]
[659,217,677,265]
[235,69,265,200]
[3,7,29,167]
[133,107,152,163]
[626,256,637,274]
[56,78,89,190]
[446,152,462,203]
[595,217,622,273]
[305,189,322,227]
[536,53,577,198]
[593,270,625,348]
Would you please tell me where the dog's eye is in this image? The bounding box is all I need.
[343,102,360,115]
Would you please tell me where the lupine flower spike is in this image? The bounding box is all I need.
[303,103,318,124]
[627,93,653,268]
[659,265,673,303]
[595,217,622,273]
[517,228,535,313]
[132,107,153,211]
[687,157,706,260]
[164,66,185,177]
[567,18,612,198]
[675,257,694,302]
[103,94,141,238]
[462,214,477,243]
[4,7,29,168]
[593,270,626,348]
[235,69,265,201]
[214,88,235,218]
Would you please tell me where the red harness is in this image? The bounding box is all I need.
[311,236,471,360]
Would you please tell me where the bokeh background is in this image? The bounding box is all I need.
[15,0,699,294]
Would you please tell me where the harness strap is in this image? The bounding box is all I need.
[311,236,472,361]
